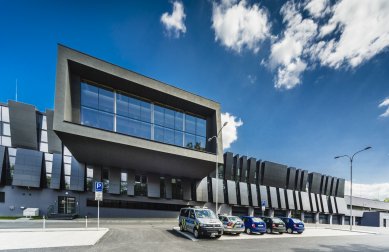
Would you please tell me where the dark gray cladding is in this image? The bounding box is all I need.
[69,157,85,191]
[316,194,323,212]
[12,148,43,188]
[250,184,258,206]
[127,170,135,196]
[329,196,337,214]
[93,167,102,190]
[295,169,302,191]
[286,189,295,210]
[325,176,332,195]
[261,161,288,188]
[0,146,6,185]
[259,185,268,207]
[286,167,296,190]
[309,193,318,212]
[256,161,262,185]
[108,168,121,194]
[336,178,345,197]
[308,172,322,194]
[294,191,301,210]
[268,186,279,209]
[233,155,240,181]
[300,191,310,211]
[212,178,225,203]
[248,158,256,184]
[8,101,38,150]
[182,179,191,201]
[335,197,347,214]
[330,177,337,196]
[50,153,63,189]
[196,177,208,202]
[239,156,248,182]
[147,174,160,198]
[278,188,286,209]
[46,110,62,154]
[223,152,233,180]
[301,170,308,191]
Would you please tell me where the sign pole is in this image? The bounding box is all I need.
[95,181,103,231]
[97,200,100,230]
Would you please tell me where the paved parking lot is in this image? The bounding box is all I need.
[1,219,389,252]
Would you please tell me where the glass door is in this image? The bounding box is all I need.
[58,196,76,214]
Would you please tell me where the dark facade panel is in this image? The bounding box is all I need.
[69,157,85,191]
[259,185,268,207]
[256,160,262,185]
[308,172,322,194]
[300,191,310,211]
[223,152,233,180]
[227,180,237,205]
[316,194,323,212]
[164,176,172,199]
[239,182,249,206]
[319,175,326,194]
[8,101,38,150]
[239,156,248,182]
[212,178,225,203]
[335,197,347,215]
[50,153,63,189]
[301,170,308,192]
[250,184,258,207]
[93,166,102,188]
[261,161,288,188]
[278,188,286,209]
[321,195,329,213]
[309,193,318,212]
[294,191,301,210]
[46,110,62,154]
[268,186,279,209]
[248,158,256,184]
[295,169,302,191]
[108,168,121,195]
[147,174,160,198]
[0,146,6,185]
[285,189,295,210]
[286,167,297,190]
[182,179,191,201]
[336,178,345,197]
[330,177,337,196]
[233,155,240,181]
[325,176,332,195]
[329,196,337,214]
[12,148,43,188]
[196,177,208,202]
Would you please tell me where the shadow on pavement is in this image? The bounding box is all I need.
[292,243,386,252]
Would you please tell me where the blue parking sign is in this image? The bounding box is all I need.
[95,182,103,192]
[261,200,266,207]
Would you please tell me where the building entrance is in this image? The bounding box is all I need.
[58,196,76,214]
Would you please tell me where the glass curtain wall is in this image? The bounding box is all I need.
[80,82,207,151]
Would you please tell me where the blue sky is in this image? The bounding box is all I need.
[1,0,389,198]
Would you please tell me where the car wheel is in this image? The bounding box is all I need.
[215,235,222,239]
[245,228,251,235]
[297,232,303,234]
[194,229,200,239]
[260,232,265,235]
[266,228,271,234]
[279,232,283,235]
[287,228,292,234]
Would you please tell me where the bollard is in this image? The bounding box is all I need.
[43,215,46,230]
[85,216,88,229]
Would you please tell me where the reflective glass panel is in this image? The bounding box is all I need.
[175,112,183,131]
[184,133,195,149]
[164,108,175,129]
[174,130,183,146]
[1,107,10,122]
[140,101,151,123]
[154,105,164,126]
[98,88,114,113]
[164,128,175,145]
[116,94,128,117]
[196,118,206,137]
[81,83,98,109]
[99,111,114,131]
[81,107,99,128]
[128,97,141,120]
[154,125,164,142]
[195,136,206,151]
[139,122,151,139]
[2,123,10,136]
[116,116,131,135]
[185,115,196,134]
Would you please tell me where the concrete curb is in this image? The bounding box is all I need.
[0,228,109,233]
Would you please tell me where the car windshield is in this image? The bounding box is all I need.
[195,209,216,219]
[228,217,240,222]
[252,218,263,222]
[272,218,284,223]
[292,218,302,223]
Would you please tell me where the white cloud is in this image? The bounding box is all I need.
[304,0,329,19]
[221,112,243,149]
[212,0,270,53]
[345,181,389,201]
[269,1,317,89]
[315,0,389,69]
[379,97,389,117]
[161,1,186,38]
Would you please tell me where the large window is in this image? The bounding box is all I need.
[134,175,147,196]
[80,82,207,152]
[86,166,94,192]
[0,105,11,147]
[172,178,183,200]
[120,171,128,195]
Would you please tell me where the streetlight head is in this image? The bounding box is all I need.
[222,121,228,127]
[364,146,372,150]
[207,137,212,142]
[334,156,340,159]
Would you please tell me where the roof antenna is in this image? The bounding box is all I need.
[15,79,18,101]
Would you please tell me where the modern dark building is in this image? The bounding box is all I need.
[0,45,388,226]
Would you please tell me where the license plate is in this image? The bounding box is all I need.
[210,233,217,237]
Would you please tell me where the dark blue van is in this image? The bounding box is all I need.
[240,216,266,235]
[280,217,305,234]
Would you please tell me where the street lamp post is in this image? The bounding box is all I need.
[334,146,371,231]
[208,121,228,216]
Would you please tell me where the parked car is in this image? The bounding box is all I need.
[262,217,286,234]
[178,207,223,239]
[280,217,305,234]
[240,216,266,235]
[218,215,245,235]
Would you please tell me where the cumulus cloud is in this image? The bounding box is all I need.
[212,0,270,53]
[161,1,186,38]
[345,181,389,201]
[221,112,243,149]
[379,97,389,117]
[266,0,389,89]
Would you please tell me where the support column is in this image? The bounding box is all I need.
[248,207,254,217]
[314,213,320,224]
[341,215,345,225]
[203,202,216,213]
[300,212,305,222]
[286,210,292,218]
[329,214,333,225]
[268,209,274,217]
[219,204,232,216]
